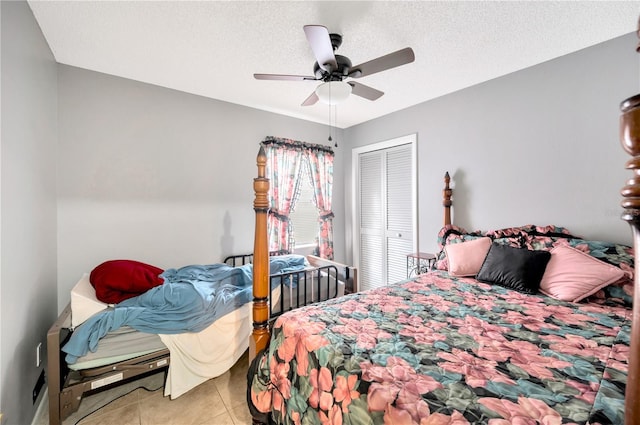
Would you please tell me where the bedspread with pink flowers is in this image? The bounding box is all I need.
[248,270,630,425]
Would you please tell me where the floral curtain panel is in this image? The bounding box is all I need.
[261,136,335,259]
[307,148,334,259]
[262,137,304,253]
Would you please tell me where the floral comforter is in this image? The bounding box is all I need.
[248,271,630,425]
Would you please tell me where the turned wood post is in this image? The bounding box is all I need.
[620,18,640,423]
[250,146,271,360]
[620,93,640,425]
[443,172,452,226]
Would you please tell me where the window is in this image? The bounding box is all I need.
[261,136,335,259]
[289,162,318,249]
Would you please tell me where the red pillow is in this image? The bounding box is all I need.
[90,260,165,304]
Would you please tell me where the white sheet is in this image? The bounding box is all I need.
[159,303,252,399]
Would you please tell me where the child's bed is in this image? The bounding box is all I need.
[224,252,357,318]
[47,256,355,425]
[245,66,640,424]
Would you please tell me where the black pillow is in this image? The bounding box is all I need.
[476,243,551,294]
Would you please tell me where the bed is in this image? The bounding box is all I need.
[245,53,640,424]
[47,265,258,425]
[47,251,354,425]
[224,252,357,318]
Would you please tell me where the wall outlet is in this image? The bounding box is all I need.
[32,370,45,404]
[36,342,42,367]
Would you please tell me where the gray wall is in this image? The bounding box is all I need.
[2,4,638,423]
[57,65,345,312]
[343,33,639,265]
[1,2,58,424]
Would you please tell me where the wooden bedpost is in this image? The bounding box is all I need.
[250,146,270,361]
[443,172,452,226]
[620,25,640,420]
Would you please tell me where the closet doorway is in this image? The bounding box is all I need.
[352,134,417,291]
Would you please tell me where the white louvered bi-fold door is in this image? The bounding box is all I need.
[386,145,414,285]
[358,143,413,291]
[359,153,384,292]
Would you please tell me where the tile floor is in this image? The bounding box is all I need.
[35,351,253,425]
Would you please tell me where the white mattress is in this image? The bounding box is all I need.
[70,273,112,328]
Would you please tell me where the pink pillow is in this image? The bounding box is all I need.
[539,245,625,302]
[445,237,492,277]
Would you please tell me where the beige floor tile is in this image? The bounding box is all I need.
[76,402,140,425]
[62,380,145,425]
[38,359,251,425]
[193,410,237,425]
[214,351,249,410]
[138,381,228,425]
[229,404,253,425]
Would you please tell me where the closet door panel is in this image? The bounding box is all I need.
[358,152,384,291]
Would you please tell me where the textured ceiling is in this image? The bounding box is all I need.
[28,1,640,128]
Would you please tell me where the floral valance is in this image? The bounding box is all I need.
[261,136,334,155]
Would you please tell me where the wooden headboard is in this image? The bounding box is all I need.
[249,164,454,359]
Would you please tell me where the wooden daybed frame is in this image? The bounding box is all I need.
[248,50,640,425]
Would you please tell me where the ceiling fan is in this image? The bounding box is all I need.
[254,25,415,106]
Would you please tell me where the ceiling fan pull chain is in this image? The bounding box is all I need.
[334,106,338,148]
[328,102,333,144]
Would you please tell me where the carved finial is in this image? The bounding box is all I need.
[443,172,452,207]
[443,172,452,226]
[257,145,266,179]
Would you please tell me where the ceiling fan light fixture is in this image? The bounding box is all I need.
[316,81,351,105]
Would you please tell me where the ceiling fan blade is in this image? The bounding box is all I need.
[301,91,319,106]
[254,73,316,81]
[349,47,415,78]
[347,82,384,101]
[303,25,337,72]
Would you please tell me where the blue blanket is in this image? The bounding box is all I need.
[63,256,306,364]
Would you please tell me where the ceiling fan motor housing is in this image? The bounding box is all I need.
[313,54,353,81]
[329,33,343,50]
